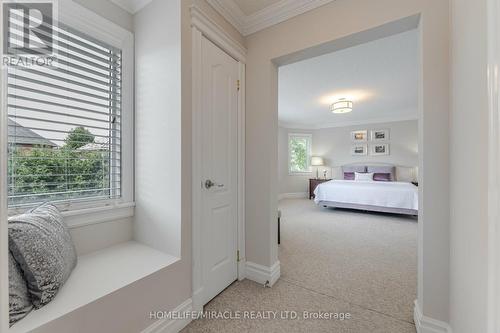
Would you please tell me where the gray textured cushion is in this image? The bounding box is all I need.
[9,252,33,326]
[9,204,77,308]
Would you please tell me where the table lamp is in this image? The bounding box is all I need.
[311,156,324,179]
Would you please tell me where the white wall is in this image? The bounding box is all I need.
[314,120,418,168]
[134,0,182,257]
[245,0,450,324]
[70,218,133,256]
[450,0,489,332]
[278,120,418,195]
[73,0,133,31]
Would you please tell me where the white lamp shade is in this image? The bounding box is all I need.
[311,156,324,166]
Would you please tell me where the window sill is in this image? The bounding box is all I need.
[288,172,312,176]
[8,202,135,229]
[63,202,135,229]
[9,241,179,333]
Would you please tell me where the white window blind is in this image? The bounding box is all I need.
[7,17,122,208]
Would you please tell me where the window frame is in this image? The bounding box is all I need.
[288,133,312,175]
[2,1,135,227]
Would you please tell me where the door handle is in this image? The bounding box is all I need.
[205,179,224,189]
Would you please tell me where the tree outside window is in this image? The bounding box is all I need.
[8,126,113,207]
[288,134,312,174]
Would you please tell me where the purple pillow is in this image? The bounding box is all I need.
[367,166,395,181]
[373,173,391,181]
[342,165,366,180]
[344,172,355,180]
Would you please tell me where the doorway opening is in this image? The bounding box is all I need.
[276,20,420,324]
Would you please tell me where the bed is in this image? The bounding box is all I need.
[313,165,418,215]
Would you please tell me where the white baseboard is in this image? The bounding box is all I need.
[414,300,452,333]
[191,288,204,313]
[245,260,280,287]
[278,192,308,200]
[141,298,193,333]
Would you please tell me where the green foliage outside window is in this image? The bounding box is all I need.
[8,127,113,206]
[289,136,310,173]
[64,126,95,149]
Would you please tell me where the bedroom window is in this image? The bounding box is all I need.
[288,133,312,174]
[7,20,122,209]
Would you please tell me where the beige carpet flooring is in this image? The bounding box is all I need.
[183,198,417,332]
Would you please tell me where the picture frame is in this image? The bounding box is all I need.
[351,130,368,142]
[370,143,390,156]
[351,144,368,156]
[370,129,390,141]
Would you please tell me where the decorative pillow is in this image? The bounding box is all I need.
[343,165,366,180]
[367,166,395,181]
[8,204,77,309]
[354,172,374,181]
[343,172,355,180]
[373,173,391,181]
[9,252,33,326]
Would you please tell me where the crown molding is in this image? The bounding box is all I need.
[110,0,152,14]
[279,114,418,130]
[190,5,247,62]
[207,0,336,36]
[206,0,246,33]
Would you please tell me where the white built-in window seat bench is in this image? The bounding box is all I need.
[9,242,178,333]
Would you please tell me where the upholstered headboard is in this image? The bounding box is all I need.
[341,162,397,181]
[332,164,417,181]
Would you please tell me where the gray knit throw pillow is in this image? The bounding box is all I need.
[9,204,77,308]
[9,251,33,326]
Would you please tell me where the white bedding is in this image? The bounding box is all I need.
[313,180,418,211]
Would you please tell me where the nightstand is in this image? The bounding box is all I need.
[309,178,332,199]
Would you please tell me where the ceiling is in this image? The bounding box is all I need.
[207,0,335,36]
[232,0,282,15]
[111,0,334,34]
[278,29,419,129]
[110,0,152,13]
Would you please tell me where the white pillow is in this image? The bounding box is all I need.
[354,172,374,181]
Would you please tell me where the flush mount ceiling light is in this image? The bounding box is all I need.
[330,98,353,114]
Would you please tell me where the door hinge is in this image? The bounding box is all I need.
[237,250,240,262]
[237,79,240,91]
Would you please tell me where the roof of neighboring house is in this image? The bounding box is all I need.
[8,119,57,147]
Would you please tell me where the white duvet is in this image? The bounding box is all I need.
[313,180,418,210]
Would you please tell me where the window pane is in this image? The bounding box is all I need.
[7,21,122,208]
[289,136,310,173]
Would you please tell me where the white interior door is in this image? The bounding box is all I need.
[200,36,239,305]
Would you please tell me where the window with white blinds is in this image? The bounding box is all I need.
[7,19,122,208]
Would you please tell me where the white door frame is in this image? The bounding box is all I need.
[0,2,9,330]
[487,0,500,331]
[191,5,246,312]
